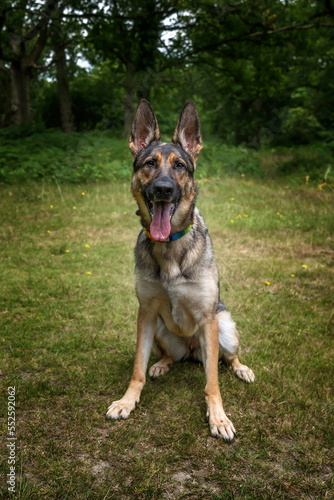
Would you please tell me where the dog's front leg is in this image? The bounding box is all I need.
[200,316,236,441]
[106,307,156,420]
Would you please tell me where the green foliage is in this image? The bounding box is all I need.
[0,131,265,184]
[177,0,334,147]
[198,142,262,178]
[280,106,323,145]
[273,144,334,181]
[0,130,132,184]
[1,130,333,185]
[0,122,46,139]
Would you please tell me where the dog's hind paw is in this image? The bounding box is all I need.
[230,358,255,383]
[232,364,255,383]
[149,355,173,379]
[106,399,136,420]
[149,362,171,378]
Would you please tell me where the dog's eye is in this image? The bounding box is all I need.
[145,160,155,168]
[175,162,185,170]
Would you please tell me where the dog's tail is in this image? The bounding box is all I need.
[217,308,240,359]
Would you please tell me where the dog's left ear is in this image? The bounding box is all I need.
[128,99,160,157]
[172,102,203,162]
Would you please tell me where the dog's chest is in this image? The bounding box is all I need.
[152,244,186,282]
[135,245,218,335]
[135,246,191,300]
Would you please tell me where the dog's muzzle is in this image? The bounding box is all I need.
[146,176,179,241]
[150,176,178,203]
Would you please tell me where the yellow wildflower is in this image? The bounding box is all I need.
[302,264,308,269]
[230,197,235,201]
[85,244,90,248]
[66,250,70,253]
[291,274,295,277]
[124,212,127,215]
[230,219,234,223]
[82,192,85,196]
[73,206,76,210]
[244,214,248,218]
[87,271,92,275]
[50,205,53,209]
[265,281,271,285]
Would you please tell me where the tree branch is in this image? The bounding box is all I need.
[22,0,56,44]
[190,19,334,56]
[29,25,48,63]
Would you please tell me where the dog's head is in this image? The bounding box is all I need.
[129,100,203,241]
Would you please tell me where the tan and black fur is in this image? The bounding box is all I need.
[106,100,254,440]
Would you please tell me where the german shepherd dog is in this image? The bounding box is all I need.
[106,100,255,440]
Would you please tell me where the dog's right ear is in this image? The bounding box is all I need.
[128,99,160,157]
[172,102,203,162]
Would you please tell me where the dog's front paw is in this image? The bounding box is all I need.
[106,399,137,420]
[207,411,236,441]
[232,364,255,383]
[206,398,237,441]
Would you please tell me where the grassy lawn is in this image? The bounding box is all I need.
[0,177,333,499]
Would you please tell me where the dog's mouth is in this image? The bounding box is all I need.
[145,196,178,241]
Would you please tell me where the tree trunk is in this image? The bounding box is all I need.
[55,44,74,134]
[122,86,136,138]
[10,60,32,126]
[122,77,152,137]
[0,70,11,128]
[122,62,137,137]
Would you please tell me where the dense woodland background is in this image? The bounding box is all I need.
[0,0,333,183]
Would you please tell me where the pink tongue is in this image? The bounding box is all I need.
[150,202,172,241]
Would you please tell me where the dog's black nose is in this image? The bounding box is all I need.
[152,177,176,201]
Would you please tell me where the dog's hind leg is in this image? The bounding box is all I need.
[149,353,174,378]
[149,317,188,378]
[217,309,255,383]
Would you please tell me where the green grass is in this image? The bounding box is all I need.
[0,178,333,499]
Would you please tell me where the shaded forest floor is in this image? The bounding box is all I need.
[0,179,333,499]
